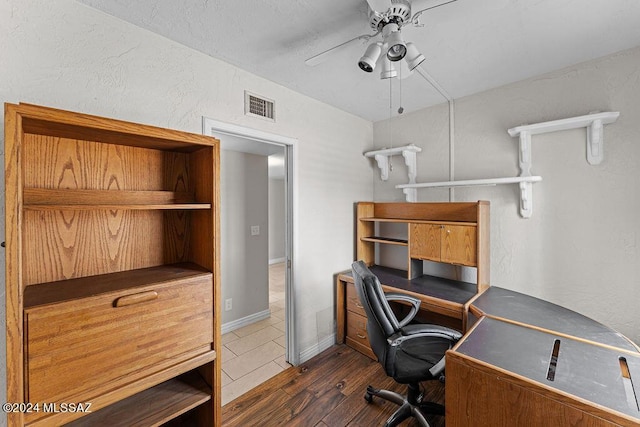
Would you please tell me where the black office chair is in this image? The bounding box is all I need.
[351,260,462,427]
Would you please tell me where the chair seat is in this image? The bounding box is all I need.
[387,328,453,384]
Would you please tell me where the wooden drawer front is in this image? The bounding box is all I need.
[346,311,369,344]
[345,283,366,316]
[25,275,213,404]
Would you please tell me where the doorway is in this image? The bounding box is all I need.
[202,117,297,406]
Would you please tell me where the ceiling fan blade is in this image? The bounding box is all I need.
[305,33,378,66]
[366,0,393,13]
[410,0,457,16]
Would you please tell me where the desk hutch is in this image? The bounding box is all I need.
[4,103,221,426]
[336,201,489,358]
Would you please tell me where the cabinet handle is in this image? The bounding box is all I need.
[114,291,158,307]
[356,333,366,339]
[355,302,364,309]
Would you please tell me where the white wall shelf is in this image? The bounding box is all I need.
[364,144,422,182]
[508,111,620,169]
[396,176,542,218]
[370,112,619,218]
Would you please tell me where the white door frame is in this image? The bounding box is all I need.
[202,117,299,366]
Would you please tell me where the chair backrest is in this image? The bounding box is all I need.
[351,260,401,362]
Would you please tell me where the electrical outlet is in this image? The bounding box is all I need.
[225,298,232,311]
[250,225,260,236]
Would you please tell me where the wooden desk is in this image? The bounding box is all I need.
[446,288,640,426]
[447,317,640,426]
[336,270,640,425]
[469,286,640,352]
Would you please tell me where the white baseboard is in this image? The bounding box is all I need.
[221,309,271,335]
[269,257,286,265]
[298,333,336,364]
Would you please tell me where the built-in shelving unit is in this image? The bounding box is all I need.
[4,103,221,426]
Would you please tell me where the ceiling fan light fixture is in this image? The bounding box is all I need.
[404,42,425,71]
[382,23,406,62]
[380,57,397,79]
[358,42,382,72]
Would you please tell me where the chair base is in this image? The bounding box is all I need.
[364,383,444,427]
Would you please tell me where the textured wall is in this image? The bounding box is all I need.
[0,0,374,417]
[373,47,640,344]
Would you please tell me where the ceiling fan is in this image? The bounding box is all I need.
[305,0,457,79]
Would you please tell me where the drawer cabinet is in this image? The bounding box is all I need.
[344,283,375,359]
[24,272,213,408]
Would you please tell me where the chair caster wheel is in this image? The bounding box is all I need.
[364,392,373,403]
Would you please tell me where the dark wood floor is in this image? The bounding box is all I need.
[222,345,445,427]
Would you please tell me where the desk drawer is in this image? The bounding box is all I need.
[346,283,366,316]
[24,274,213,404]
[346,311,375,360]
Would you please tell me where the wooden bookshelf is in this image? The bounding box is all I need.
[4,103,221,426]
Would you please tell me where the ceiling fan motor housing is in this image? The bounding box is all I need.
[369,0,412,31]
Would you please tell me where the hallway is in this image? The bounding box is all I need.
[221,262,289,405]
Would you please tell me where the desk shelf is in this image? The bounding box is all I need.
[360,236,408,246]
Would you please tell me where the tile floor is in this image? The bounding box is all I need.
[221,262,290,405]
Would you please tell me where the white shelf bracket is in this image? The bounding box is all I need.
[518,130,532,177]
[402,150,418,184]
[587,118,604,165]
[402,188,418,202]
[373,154,390,181]
[519,181,533,218]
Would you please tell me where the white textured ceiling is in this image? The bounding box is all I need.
[77,0,640,122]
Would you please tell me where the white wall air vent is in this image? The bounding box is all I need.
[245,91,275,121]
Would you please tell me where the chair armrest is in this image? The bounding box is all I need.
[385,292,421,328]
[390,326,462,348]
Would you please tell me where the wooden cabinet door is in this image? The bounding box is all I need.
[410,223,441,261]
[441,225,477,266]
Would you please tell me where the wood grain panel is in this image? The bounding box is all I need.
[188,145,219,425]
[409,223,441,261]
[23,134,165,191]
[373,202,479,222]
[356,202,375,265]
[17,103,216,150]
[446,353,626,426]
[22,210,178,285]
[163,210,191,263]
[4,104,25,427]
[66,372,212,427]
[477,201,491,292]
[346,312,375,360]
[345,282,366,317]
[25,276,213,404]
[23,188,200,207]
[441,225,477,266]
